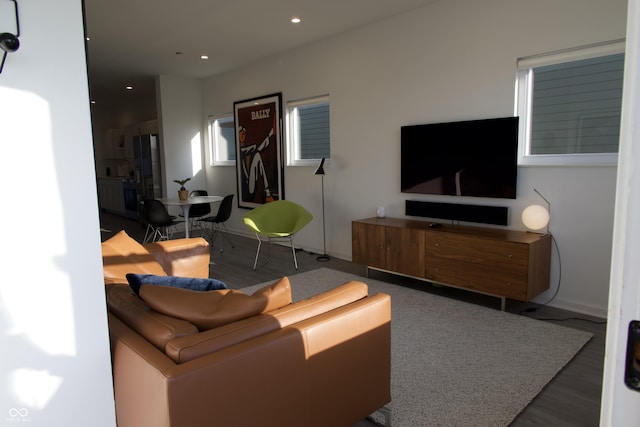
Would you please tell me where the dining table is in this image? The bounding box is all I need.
[157,195,223,238]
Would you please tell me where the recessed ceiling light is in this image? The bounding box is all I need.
[291,17,301,24]
[200,55,209,60]
[125,86,133,90]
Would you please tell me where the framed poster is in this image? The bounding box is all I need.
[234,93,284,209]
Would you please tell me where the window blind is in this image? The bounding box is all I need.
[529,53,624,155]
[298,103,330,159]
[219,118,236,161]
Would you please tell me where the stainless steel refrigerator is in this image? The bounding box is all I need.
[133,134,163,218]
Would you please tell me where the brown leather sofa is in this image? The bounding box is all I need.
[102,231,392,427]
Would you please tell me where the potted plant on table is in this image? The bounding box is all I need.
[173,178,191,201]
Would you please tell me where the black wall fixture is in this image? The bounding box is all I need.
[0,0,20,74]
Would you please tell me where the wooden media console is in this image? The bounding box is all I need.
[352,217,551,310]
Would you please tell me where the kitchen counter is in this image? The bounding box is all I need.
[98,178,127,216]
[97,178,139,219]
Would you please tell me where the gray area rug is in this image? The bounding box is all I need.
[242,267,593,427]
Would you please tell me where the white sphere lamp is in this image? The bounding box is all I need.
[522,204,550,232]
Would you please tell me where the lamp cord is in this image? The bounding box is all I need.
[519,231,561,313]
[519,232,605,324]
[536,232,561,307]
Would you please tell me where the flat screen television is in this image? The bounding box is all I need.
[401,116,519,199]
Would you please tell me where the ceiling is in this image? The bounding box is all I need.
[84,0,439,108]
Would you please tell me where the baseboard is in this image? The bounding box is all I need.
[541,297,607,320]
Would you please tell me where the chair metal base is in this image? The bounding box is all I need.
[182,216,208,237]
[143,223,179,243]
[204,223,235,253]
[252,233,299,270]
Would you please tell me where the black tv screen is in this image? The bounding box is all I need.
[401,116,519,199]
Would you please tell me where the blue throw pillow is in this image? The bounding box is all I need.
[126,273,228,296]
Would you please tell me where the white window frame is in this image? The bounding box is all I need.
[207,114,235,166]
[515,40,625,166]
[286,95,330,166]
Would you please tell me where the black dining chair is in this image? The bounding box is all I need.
[198,194,235,253]
[143,199,185,243]
[180,190,212,236]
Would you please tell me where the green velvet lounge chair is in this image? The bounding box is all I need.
[242,200,313,270]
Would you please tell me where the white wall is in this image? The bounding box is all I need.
[194,0,628,317]
[0,0,116,426]
[157,75,207,207]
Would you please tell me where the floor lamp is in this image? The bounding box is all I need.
[315,157,330,261]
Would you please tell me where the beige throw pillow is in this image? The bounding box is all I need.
[138,276,292,330]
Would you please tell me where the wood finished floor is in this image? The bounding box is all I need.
[100,212,606,427]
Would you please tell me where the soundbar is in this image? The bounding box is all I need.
[405,200,509,226]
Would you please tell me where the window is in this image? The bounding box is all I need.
[208,115,236,166]
[286,95,330,166]
[515,40,625,166]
